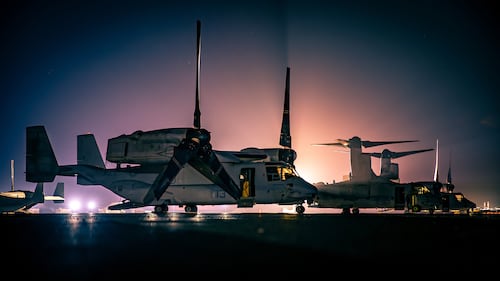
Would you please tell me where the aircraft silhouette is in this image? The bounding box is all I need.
[310,137,435,214]
[1,160,64,214]
[408,139,476,214]
[25,21,316,214]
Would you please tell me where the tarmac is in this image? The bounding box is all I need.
[2,211,499,279]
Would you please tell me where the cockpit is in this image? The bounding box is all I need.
[265,162,297,182]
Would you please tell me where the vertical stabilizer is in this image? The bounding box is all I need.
[33,183,45,204]
[23,183,45,210]
[26,126,59,182]
[44,182,65,202]
[46,182,65,203]
[77,134,105,168]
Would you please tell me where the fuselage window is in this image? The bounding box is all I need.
[266,166,280,181]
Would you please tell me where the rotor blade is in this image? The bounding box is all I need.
[361,140,418,148]
[190,151,242,200]
[311,138,350,148]
[279,67,291,149]
[370,148,434,159]
[193,20,201,129]
[433,139,439,182]
[143,138,199,203]
[447,149,452,184]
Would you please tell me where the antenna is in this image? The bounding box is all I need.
[10,159,14,191]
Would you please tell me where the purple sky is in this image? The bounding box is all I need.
[1,0,499,211]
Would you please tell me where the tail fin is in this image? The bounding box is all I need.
[54,182,64,203]
[44,182,65,203]
[77,133,105,168]
[26,126,59,182]
[25,183,45,210]
[34,183,45,203]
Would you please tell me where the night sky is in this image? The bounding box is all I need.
[2,0,499,211]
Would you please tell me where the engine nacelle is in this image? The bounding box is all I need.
[106,128,191,165]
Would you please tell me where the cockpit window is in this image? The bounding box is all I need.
[412,183,432,194]
[454,193,464,202]
[266,164,297,182]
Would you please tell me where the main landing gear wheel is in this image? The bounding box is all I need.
[154,204,168,214]
[296,205,305,214]
[411,205,421,213]
[184,204,198,213]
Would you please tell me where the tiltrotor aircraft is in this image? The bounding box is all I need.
[310,136,435,214]
[25,21,316,214]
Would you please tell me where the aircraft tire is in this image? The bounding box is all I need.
[154,204,168,214]
[296,205,305,214]
[185,205,198,213]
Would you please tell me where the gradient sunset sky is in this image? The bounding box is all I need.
[1,0,499,211]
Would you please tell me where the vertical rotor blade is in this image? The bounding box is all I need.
[10,159,14,191]
[193,20,201,129]
[361,140,417,148]
[279,67,291,148]
[143,140,199,203]
[190,152,242,200]
[447,149,452,184]
[433,139,439,182]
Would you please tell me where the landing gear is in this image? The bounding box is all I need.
[184,204,198,213]
[341,207,351,215]
[154,204,168,215]
[341,207,359,215]
[296,204,305,214]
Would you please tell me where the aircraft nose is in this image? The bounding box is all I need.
[287,178,318,198]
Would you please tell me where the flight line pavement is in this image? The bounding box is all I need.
[1,212,498,279]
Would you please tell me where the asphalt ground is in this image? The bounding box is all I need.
[2,212,498,279]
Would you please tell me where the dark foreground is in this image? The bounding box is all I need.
[2,212,499,278]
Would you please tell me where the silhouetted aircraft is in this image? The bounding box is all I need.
[408,139,476,214]
[310,137,435,214]
[1,160,64,214]
[25,21,316,214]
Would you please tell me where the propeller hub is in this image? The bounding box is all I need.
[187,128,211,146]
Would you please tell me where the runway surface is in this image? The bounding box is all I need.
[2,212,499,278]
